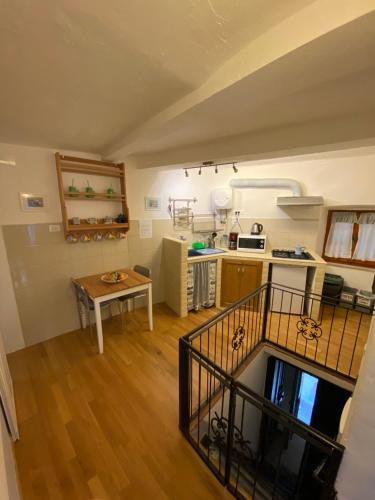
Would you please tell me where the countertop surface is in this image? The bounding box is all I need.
[186,247,326,266]
[162,236,326,266]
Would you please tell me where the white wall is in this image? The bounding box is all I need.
[126,145,375,220]
[237,350,269,452]
[0,142,100,352]
[326,264,374,290]
[0,231,24,352]
[1,141,374,351]
[127,145,375,289]
[0,143,100,225]
[204,350,269,455]
[336,317,375,499]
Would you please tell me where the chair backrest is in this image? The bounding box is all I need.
[133,264,151,278]
[72,280,90,307]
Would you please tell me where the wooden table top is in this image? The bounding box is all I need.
[74,268,151,298]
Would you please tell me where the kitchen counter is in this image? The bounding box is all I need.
[163,236,327,317]
[187,247,326,267]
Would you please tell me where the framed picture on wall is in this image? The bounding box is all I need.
[19,192,47,212]
[144,196,161,211]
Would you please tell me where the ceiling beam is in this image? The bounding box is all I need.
[105,0,375,161]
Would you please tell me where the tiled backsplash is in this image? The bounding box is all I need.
[236,218,319,250]
[2,216,319,346]
[3,221,166,346]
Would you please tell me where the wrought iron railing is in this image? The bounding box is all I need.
[180,282,373,499]
[264,282,372,380]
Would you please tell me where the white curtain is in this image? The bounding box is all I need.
[325,212,357,258]
[353,213,375,261]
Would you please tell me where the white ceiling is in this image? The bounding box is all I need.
[0,0,374,163]
[124,13,375,155]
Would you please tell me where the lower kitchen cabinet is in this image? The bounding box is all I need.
[221,259,263,306]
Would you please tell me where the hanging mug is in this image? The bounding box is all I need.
[80,233,91,243]
[93,232,103,241]
[66,234,78,243]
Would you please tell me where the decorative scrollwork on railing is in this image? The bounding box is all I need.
[210,412,253,463]
[232,325,246,351]
[297,316,322,341]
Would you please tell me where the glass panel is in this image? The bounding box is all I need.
[297,372,318,425]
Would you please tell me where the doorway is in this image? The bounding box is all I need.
[256,357,351,498]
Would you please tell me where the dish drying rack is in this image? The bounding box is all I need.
[168,197,197,228]
[192,213,224,234]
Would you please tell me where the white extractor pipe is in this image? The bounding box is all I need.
[230,178,303,196]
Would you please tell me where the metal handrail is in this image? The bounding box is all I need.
[183,283,268,342]
[235,381,344,455]
[184,281,373,345]
[181,335,345,455]
[178,280,371,499]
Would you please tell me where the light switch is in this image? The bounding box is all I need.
[49,225,61,232]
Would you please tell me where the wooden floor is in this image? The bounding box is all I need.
[8,302,371,499]
[8,304,232,500]
[266,306,371,378]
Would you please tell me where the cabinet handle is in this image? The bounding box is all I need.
[242,267,245,273]
[237,267,240,273]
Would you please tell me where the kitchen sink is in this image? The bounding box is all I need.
[188,249,202,257]
[188,248,227,257]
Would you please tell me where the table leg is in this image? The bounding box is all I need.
[94,300,104,354]
[148,283,153,331]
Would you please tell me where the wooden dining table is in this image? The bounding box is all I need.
[74,268,153,353]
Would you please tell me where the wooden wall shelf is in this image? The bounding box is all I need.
[67,223,129,232]
[64,192,126,201]
[55,153,130,239]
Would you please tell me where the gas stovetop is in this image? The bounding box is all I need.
[272,249,315,261]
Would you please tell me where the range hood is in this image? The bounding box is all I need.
[229,178,324,206]
[276,195,324,206]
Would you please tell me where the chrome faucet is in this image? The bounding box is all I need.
[207,232,217,249]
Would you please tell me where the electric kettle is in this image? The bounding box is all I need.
[251,222,263,235]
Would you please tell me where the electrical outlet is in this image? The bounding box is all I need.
[49,225,61,232]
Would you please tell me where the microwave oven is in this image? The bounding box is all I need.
[237,234,267,253]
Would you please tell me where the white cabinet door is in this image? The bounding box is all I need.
[271,265,307,315]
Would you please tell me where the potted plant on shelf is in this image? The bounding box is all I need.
[85,180,95,198]
[68,179,79,197]
[106,183,115,199]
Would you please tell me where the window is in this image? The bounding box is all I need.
[323,210,375,269]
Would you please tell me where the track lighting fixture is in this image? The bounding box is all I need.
[182,160,238,177]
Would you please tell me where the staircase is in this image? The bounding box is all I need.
[179,282,373,499]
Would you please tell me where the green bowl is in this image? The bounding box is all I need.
[192,242,205,250]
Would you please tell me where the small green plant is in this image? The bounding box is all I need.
[106,183,115,199]
[68,178,79,197]
[85,180,95,198]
